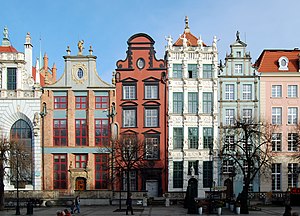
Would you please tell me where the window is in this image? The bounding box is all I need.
[225,84,234,100]
[288,133,298,152]
[272,163,281,191]
[173,161,183,188]
[272,85,282,98]
[188,92,198,114]
[288,163,298,188]
[75,154,88,168]
[242,109,252,123]
[75,96,87,109]
[222,160,234,173]
[203,161,213,188]
[145,83,158,99]
[225,135,235,151]
[123,84,136,100]
[95,154,108,189]
[54,96,67,109]
[188,127,198,149]
[203,92,213,114]
[188,64,197,78]
[53,119,67,146]
[95,96,108,109]
[145,108,158,127]
[122,135,138,160]
[75,119,87,146]
[173,64,182,78]
[272,133,282,151]
[145,135,159,160]
[242,84,252,100]
[188,161,199,175]
[225,109,235,125]
[123,107,136,127]
[236,51,241,57]
[234,64,242,73]
[288,85,298,98]
[53,154,67,189]
[203,64,213,78]
[173,128,183,149]
[122,170,137,191]
[272,107,282,124]
[203,127,213,149]
[173,92,183,114]
[288,107,298,124]
[7,68,16,90]
[95,119,109,146]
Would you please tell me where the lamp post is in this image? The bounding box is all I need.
[40,102,47,190]
[15,150,20,215]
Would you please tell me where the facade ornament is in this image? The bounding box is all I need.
[197,35,203,50]
[236,30,240,41]
[77,40,84,55]
[89,45,93,55]
[33,112,40,126]
[112,71,116,85]
[66,46,71,55]
[180,34,188,50]
[3,27,8,39]
[184,16,190,33]
[165,35,173,50]
[190,166,195,177]
[212,36,217,51]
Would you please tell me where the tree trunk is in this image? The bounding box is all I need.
[0,166,5,211]
[126,170,131,199]
[240,189,249,214]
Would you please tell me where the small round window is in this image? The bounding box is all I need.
[137,58,145,69]
[77,68,84,79]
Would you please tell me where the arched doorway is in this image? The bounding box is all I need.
[188,178,198,198]
[10,119,33,186]
[75,177,86,191]
[224,178,233,200]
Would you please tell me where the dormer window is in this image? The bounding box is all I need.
[236,51,241,57]
[278,56,289,70]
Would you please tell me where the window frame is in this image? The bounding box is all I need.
[272,107,282,125]
[122,107,137,128]
[203,161,213,188]
[242,84,252,100]
[234,64,242,73]
[53,154,68,189]
[203,64,213,79]
[271,163,281,191]
[75,96,87,109]
[288,133,298,152]
[95,96,109,109]
[188,92,198,114]
[225,84,235,100]
[144,82,159,99]
[272,85,282,98]
[188,127,198,149]
[173,161,183,188]
[188,64,198,78]
[288,107,298,125]
[75,119,87,146]
[144,135,160,160]
[144,107,159,128]
[272,133,282,152]
[7,67,17,90]
[203,92,213,114]
[173,64,183,78]
[242,109,252,123]
[173,92,183,114]
[288,85,298,98]
[122,83,136,100]
[53,119,68,146]
[95,154,109,189]
[75,154,88,168]
[95,118,109,146]
[225,109,235,125]
[54,96,67,109]
[173,128,183,149]
[203,127,213,149]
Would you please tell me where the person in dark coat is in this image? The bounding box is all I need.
[126,194,134,215]
[283,205,292,216]
[74,195,80,213]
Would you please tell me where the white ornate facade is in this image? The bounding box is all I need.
[165,17,219,198]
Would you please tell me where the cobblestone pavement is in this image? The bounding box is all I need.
[2,205,300,216]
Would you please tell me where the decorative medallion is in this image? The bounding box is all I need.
[72,63,87,84]
[137,58,145,69]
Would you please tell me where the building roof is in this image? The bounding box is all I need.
[0,45,17,53]
[255,49,300,72]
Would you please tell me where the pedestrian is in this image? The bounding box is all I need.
[126,193,134,215]
[283,205,292,216]
[64,208,71,216]
[74,195,80,213]
[70,199,75,214]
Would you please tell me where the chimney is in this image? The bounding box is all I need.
[24,32,33,77]
[52,63,57,82]
[43,53,48,71]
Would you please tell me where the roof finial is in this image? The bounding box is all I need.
[184,16,190,33]
[2,26,10,46]
[236,31,240,41]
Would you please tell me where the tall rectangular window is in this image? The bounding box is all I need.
[288,107,298,124]
[288,85,298,98]
[123,84,136,100]
[173,64,182,78]
[272,133,282,151]
[288,133,298,152]
[53,119,68,146]
[203,92,213,114]
[203,161,213,188]
[188,161,199,175]
[203,127,213,149]
[75,96,87,109]
[188,64,197,78]
[95,119,109,146]
[288,163,298,188]
[173,92,183,114]
[225,84,234,100]
[188,127,198,149]
[145,135,159,160]
[95,154,108,189]
[173,128,183,149]
[242,84,252,100]
[242,109,252,123]
[53,154,67,189]
[272,85,282,98]
[234,64,242,73]
[122,170,137,191]
[222,160,234,173]
[225,136,235,151]
[272,107,282,124]
[54,96,67,109]
[272,163,281,191]
[7,68,16,90]
[225,109,235,125]
[123,107,136,127]
[188,92,198,114]
[75,154,88,168]
[145,83,158,99]
[203,64,213,78]
[145,108,158,127]
[173,161,183,188]
[95,96,108,109]
[75,119,87,146]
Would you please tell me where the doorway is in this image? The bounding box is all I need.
[146,180,158,197]
[188,178,198,198]
[75,177,86,191]
[224,178,233,199]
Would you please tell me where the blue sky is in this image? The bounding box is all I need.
[2,0,300,83]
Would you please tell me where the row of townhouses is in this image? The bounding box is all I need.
[1,17,299,201]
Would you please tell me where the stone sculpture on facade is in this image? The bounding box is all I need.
[77,40,84,55]
[165,35,173,50]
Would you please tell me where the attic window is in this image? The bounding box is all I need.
[278,56,289,70]
[237,51,241,57]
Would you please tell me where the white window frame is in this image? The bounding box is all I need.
[288,85,298,98]
[123,108,136,127]
[225,109,235,125]
[272,163,281,191]
[145,137,159,160]
[288,107,298,125]
[123,85,136,100]
[242,84,252,100]
[225,84,234,100]
[272,133,282,152]
[272,107,282,125]
[288,133,298,152]
[234,64,242,73]
[242,109,252,123]
[145,108,158,127]
[145,84,158,99]
[272,85,282,98]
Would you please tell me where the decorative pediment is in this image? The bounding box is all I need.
[120,101,138,106]
[121,77,138,82]
[142,101,161,106]
[142,129,161,134]
[142,76,160,82]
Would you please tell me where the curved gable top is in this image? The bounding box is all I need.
[127,33,155,45]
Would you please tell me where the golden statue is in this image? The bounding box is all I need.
[77,40,84,55]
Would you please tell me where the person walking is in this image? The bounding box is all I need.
[283,205,292,216]
[126,194,134,215]
[74,195,80,213]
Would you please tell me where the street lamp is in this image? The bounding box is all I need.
[40,102,47,190]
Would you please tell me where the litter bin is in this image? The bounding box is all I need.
[27,201,33,215]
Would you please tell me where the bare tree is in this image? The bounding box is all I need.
[0,137,32,211]
[220,120,274,214]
